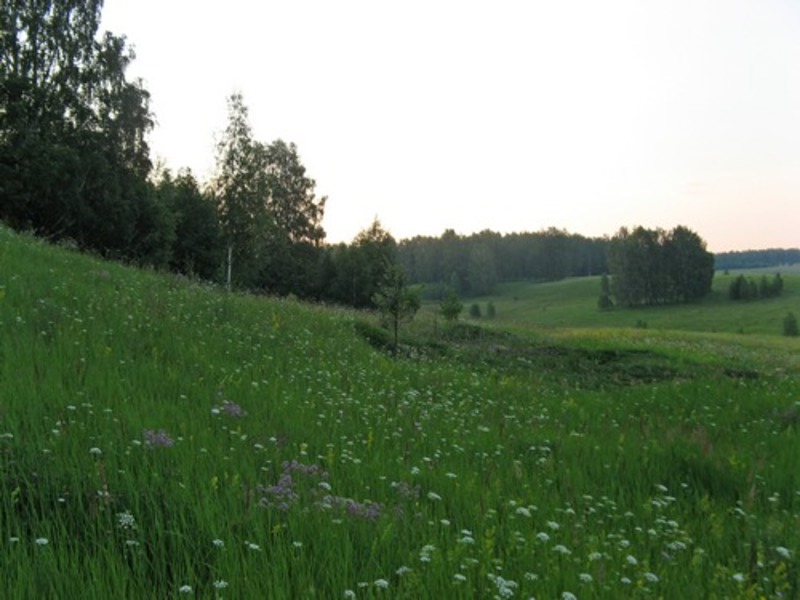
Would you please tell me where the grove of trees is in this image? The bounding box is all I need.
[607,226,715,306]
[398,228,609,297]
[0,2,403,311]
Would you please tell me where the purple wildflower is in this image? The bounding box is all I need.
[143,429,175,449]
[219,400,247,417]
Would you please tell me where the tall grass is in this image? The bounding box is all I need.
[1,225,798,598]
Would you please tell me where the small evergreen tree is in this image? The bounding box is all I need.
[783,312,799,337]
[469,303,482,318]
[486,301,496,319]
[597,273,614,310]
[440,289,463,322]
[372,264,420,353]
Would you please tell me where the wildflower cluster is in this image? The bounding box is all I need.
[142,428,174,449]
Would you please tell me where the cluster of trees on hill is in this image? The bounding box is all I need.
[606,226,715,307]
[0,1,403,309]
[1,1,159,262]
[729,274,784,301]
[715,248,800,271]
[397,228,608,297]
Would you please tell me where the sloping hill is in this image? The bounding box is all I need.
[1,225,798,598]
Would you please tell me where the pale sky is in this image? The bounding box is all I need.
[101,0,800,252]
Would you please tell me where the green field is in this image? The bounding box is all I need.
[1,225,799,598]
[450,273,800,338]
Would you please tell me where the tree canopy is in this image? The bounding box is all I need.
[607,225,714,307]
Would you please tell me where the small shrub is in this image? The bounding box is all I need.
[783,312,799,337]
[486,301,496,319]
[469,303,481,318]
[440,289,463,322]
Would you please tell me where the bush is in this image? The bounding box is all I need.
[469,303,481,318]
[783,312,799,337]
[486,301,496,319]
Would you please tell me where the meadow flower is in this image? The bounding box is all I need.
[562,592,577,600]
[732,573,745,583]
[374,578,389,589]
[625,554,638,566]
[620,577,632,585]
[212,538,225,547]
[776,546,792,559]
[536,532,550,542]
[213,580,228,590]
[35,537,49,546]
[579,572,593,583]
[458,535,475,544]
[396,566,411,576]
[547,520,560,530]
[427,491,442,501]
[217,400,247,417]
[89,447,102,456]
[117,511,136,530]
[343,591,356,599]
[178,584,193,594]
[143,428,174,448]
[245,541,261,551]
[644,572,659,583]
[9,537,20,544]
[553,544,571,555]
[453,573,467,583]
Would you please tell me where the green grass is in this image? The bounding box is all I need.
[451,273,800,336]
[1,224,799,598]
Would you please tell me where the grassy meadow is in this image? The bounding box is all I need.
[1,224,799,598]
[453,272,800,337]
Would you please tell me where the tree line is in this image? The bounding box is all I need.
[397,228,609,297]
[0,2,752,316]
[715,248,800,271]
[0,1,404,309]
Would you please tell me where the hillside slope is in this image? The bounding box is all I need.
[1,225,798,598]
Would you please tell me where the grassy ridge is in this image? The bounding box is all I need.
[1,225,799,598]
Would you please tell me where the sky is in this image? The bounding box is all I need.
[100,0,800,252]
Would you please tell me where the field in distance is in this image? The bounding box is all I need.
[452,271,800,337]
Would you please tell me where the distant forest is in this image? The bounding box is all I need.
[714,249,800,271]
[397,228,608,298]
[398,230,799,299]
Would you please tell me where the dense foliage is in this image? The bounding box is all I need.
[0,0,162,261]
[729,273,784,301]
[608,225,714,307]
[398,228,609,297]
